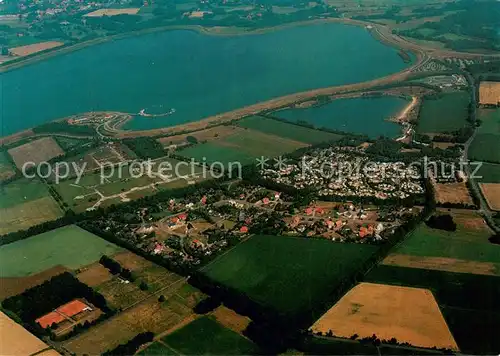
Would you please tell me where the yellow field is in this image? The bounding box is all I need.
[479,81,500,106]
[0,311,58,355]
[0,196,63,235]
[9,41,64,57]
[310,282,458,350]
[8,137,64,169]
[83,8,140,17]
[480,183,500,211]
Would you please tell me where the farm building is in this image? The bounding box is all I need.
[36,299,92,328]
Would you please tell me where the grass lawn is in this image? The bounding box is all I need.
[0,225,122,277]
[201,235,377,315]
[417,91,470,133]
[179,129,306,165]
[237,116,343,144]
[162,316,259,355]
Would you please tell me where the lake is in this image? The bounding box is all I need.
[0,22,412,136]
[272,96,408,138]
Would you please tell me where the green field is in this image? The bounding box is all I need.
[0,225,122,277]
[417,91,470,133]
[237,116,343,144]
[469,109,500,164]
[391,222,499,266]
[202,235,377,315]
[161,316,259,355]
[476,163,500,183]
[0,177,52,209]
[179,128,306,165]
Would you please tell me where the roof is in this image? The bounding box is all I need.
[56,299,89,318]
[36,299,90,328]
[36,311,65,329]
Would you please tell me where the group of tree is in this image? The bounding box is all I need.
[426,213,457,231]
[2,272,112,336]
[99,255,135,281]
[123,137,166,159]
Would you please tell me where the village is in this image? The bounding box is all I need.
[82,180,422,272]
[261,146,425,200]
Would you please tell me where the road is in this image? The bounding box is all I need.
[460,71,499,233]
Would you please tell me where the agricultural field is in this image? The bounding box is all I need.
[0,266,69,301]
[236,116,343,144]
[383,209,499,276]
[365,266,500,354]
[469,108,500,164]
[178,128,307,165]
[416,92,470,133]
[0,311,56,356]
[63,281,205,354]
[92,251,185,310]
[0,225,122,277]
[479,183,500,211]
[7,137,64,169]
[211,305,251,334]
[0,178,62,235]
[479,81,500,106]
[158,126,244,147]
[201,235,377,316]
[160,316,259,355]
[310,282,458,350]
[83,8,140,16]
[433,181,473,206]
[8,41,64,57]
[476,162,500,183]
[0,150,16,181]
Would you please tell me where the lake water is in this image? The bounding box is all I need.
[272,96,407,138]
[0,22,412,136]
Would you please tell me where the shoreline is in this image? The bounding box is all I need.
[3,16,497,74]
[0,19,381,73]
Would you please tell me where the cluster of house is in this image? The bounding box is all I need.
[285,203,390,242]
[262,149,424,200]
